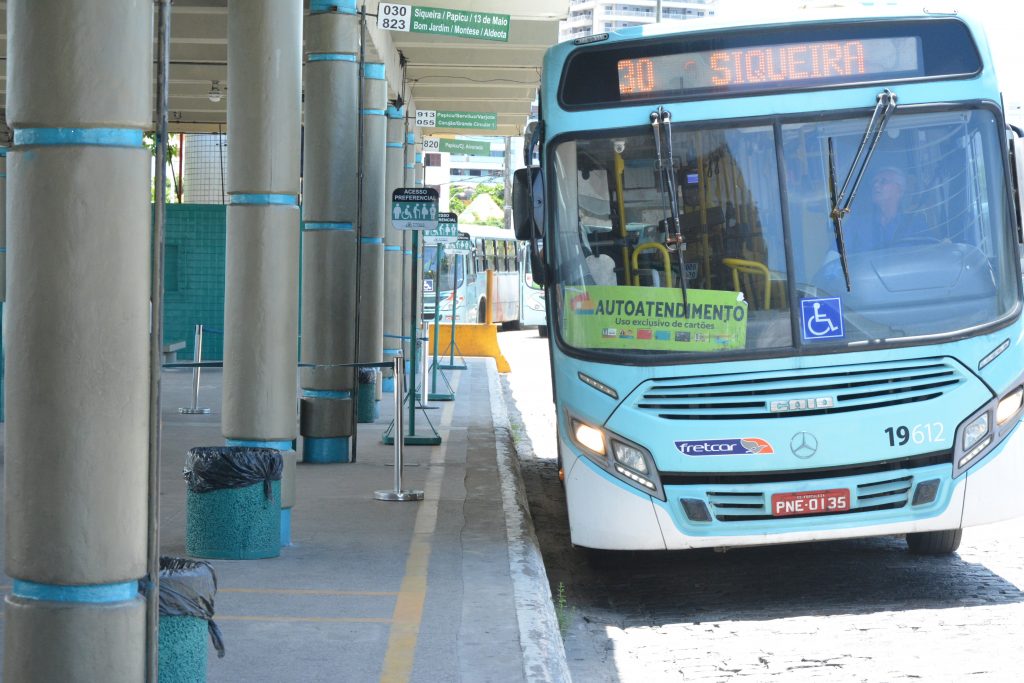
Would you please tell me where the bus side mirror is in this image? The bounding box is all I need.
[512,167,543,241]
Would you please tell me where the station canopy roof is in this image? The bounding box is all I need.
[0,1,568,138]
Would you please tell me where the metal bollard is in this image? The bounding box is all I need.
[179,324,211,415]
[375,353,424,502]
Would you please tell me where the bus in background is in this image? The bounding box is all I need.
[519,242,548,336]
[422,223,522,326]
[514,6,1024,555]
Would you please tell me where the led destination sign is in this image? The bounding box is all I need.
[618,37,922,98]
[559,19,982,109]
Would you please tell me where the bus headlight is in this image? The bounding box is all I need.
[611,440,648,474]
[571,419,605,455]
[962,413,989,451]
[996,387,1023,425]
[566,412,663,500]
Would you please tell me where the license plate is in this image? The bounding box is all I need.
[771,488,850,517]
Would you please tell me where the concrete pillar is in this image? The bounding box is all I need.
[0,145,7,302]
[356,63,387,421]
[300,0,359,461]
[223,0,302,540]
[1,144,7,424]
[3,1,151,679]
[402,131,418,361]
[382,107,406,392]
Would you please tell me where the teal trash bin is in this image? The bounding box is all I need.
[356,368,379,423]
[184,447,283,560]
[157,557,225,683]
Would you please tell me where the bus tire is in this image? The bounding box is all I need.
[501,319,521,331]
[477,300,487,323]
[906,529,962,555]
[538,325,548,338]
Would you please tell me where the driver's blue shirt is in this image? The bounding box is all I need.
[845,209,929,252]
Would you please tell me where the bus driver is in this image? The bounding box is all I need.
[846,166,928,251]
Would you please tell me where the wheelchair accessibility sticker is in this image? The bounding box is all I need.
[800,297,844,341]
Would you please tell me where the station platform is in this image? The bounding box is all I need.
[0,358,570,682]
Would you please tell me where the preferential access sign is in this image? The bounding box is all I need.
[392,188,440,231]
[378,3,510,42]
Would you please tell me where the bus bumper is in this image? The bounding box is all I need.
[564,421,1024,551]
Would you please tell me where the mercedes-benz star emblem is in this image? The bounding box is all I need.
[790,432,818,459]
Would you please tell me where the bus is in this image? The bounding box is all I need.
[513,6,1024,555]
[422,223,527,327]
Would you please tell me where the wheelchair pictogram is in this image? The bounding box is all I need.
[800,297,844,341]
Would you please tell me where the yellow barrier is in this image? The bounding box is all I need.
[427,323,511,373]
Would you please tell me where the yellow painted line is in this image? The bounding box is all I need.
[218,615,391,624]
[379,436,448,682]
[219,588,397,597]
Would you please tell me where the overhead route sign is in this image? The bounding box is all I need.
[415,110,498,130]
[423,137,492,156]
[378,4,510,42]
[392,188,440,231]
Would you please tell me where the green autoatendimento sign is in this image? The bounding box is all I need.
[411,6,510,42]
[435,111,497,130]
[439,138,491,156]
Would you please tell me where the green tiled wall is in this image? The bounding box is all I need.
[162,204,226,361]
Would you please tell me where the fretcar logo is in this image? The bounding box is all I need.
[675,438,775,456]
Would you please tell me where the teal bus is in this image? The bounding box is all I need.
[514,6,1024,554]
[422,223,523,325]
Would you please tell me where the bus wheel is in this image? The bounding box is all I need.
[477,301,487,323]
[906,529,962,555]
[501,319,521,331]
[538,325,548,338]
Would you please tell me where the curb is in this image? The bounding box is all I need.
[486,360,572,683]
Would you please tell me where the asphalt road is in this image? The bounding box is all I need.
[497,327,1024,683]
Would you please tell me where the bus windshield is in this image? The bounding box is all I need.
[550,107,1019,358]
[422,246,465,292]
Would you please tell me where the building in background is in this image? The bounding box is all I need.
[560,0,718,40]
[423,136,524,217]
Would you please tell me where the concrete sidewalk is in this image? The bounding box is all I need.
[0,357,569,682]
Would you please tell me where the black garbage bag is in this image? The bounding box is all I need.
[358,368,376,384]
[157,557,225,658]
[184,447,283,500]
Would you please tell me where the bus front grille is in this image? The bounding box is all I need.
[636,357,965,420]
[706,475,914,522]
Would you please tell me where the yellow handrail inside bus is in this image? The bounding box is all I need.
[722,257,771,309]
[614,151,632,285]
[632,242,672,287]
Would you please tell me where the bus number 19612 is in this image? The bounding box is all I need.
[884,422,945,447]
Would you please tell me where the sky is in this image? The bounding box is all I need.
[719,1,1024,108]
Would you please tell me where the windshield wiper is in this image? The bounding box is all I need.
[650,106,688,311]
[828,88,898,291]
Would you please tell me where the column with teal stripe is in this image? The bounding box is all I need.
[402,131,419,362]
[382,106,407,392]
[300,0,360,462]
[4,0,153,678]
[0,146,7,423]
[356,63,388,422]
[221,0,302,552]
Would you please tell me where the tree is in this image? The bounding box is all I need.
[449,182,503,216]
